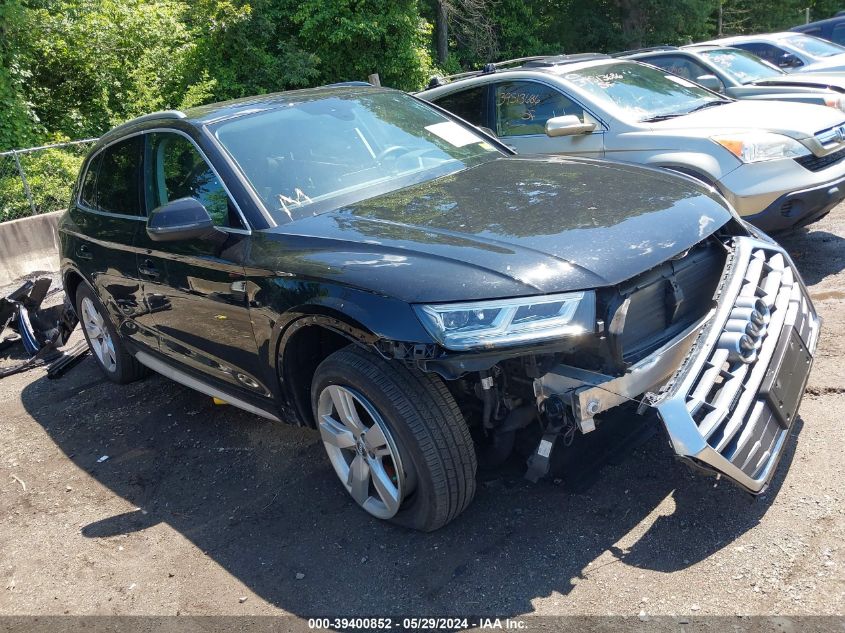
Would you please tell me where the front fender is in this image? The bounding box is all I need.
[248,276,434,404]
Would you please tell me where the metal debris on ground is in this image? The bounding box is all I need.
[0,277,84,379]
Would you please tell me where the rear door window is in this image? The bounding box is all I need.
[84,137,143,216]
[832,24,845,45]
[144,132,245,230]
[79,154,101,209]
[433,86,488,128]
[493,81,585,137]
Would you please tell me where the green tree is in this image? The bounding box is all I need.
[293,0,434,91]
[717,0,804,34]
[493,0,558,60]
[546,0,716,53]
[16,0,193,139]
[181,0,319,102]
[0,0,39,150]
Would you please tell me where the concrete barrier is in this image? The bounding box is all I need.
[0,211,62,286]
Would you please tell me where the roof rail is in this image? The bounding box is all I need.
[326,81,373,87]
[426,55,556,89]
[522,53,610,67]
[100,109,188,140]
[612,45,678,57]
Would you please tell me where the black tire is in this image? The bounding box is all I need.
[75,283,148,384]
[311,345,477,531]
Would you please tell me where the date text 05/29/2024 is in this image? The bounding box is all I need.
[307,618,527,630]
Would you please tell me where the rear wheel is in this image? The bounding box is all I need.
[75,284,147,384]
[312,345,476,531]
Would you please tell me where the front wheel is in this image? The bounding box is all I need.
[311,345,477,531]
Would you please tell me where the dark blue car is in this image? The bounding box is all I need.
[791,14,845,46]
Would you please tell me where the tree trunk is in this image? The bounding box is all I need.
[616,0,646,49]
[435,1,449,65]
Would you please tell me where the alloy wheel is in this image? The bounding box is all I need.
[317,384,406,519]
[80,296,117,373]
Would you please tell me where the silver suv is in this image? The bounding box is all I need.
[419,54,845,232]
[700,32,845,73]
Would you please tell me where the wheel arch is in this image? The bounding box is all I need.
[275,309,380,429]
[658,164,719,189]
[61,267,88,313]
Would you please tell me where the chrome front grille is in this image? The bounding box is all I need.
[795,146,845,172]
[657,238,820,493]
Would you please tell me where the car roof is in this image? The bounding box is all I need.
[614,45,679,57]
[683,44,734,51]
[703,32,797,44]
[97,83,387,144]
[620,44,740,59]
[424,54,622,90]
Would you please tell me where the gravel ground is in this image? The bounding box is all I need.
[0,208,844,622]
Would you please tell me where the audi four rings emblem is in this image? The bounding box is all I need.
[716,296,771,364]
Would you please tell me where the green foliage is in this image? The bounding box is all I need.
[719,0,804,34]
[1,0,840,177]
[293,0,434,91]
[0,147,86,221]
[548,0,717,53]
[810,0,844,21]
[492,0,558,60]
[0,0,39,150]
[12,0,192,140]
[181,0,320,101]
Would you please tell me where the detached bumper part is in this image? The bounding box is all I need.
[657,238,819,494]
[0,278,82,379]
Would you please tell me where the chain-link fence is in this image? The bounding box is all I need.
[0,139,98,223]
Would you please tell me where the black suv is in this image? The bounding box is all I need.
[60,85,820,531]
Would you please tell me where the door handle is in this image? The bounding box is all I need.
[76,244,93,260]
[138,259,160,280]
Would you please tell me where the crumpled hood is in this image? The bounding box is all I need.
[257,157,734,303]
[651,99,845,139]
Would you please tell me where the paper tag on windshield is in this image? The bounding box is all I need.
[425,121,482,147]
[665,75,697,88]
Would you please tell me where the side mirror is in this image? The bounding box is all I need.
[147,197,225,243]
[545,115,597,137]
[695,74,723,92]
[779,53,803,69]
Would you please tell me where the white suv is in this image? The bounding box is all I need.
[419,54,845,233]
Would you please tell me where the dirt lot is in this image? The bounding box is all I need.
[1,208,844,622]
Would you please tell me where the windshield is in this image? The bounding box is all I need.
[699,47,784,83]
[212,91,501,221]
[561,61,727,122]
[785,34,845,58]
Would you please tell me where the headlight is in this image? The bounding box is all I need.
[712,132,810,163]
[413,291,596,351]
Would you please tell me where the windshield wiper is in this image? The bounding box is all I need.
[641,112,686,122]
[685,100,729,114]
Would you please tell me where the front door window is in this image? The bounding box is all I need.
[494,81,585,137]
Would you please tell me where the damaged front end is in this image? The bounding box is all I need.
[401,231,819,493]
[653,238,818,493]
